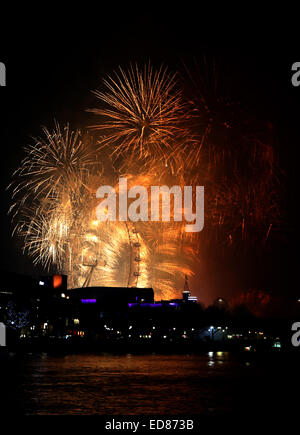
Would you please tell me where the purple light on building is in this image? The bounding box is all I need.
[81,299,97,304]
[128,303,162,308]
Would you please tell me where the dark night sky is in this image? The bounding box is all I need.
[0,10,299,307]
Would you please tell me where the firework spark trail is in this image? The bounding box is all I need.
[89,63,188,174]
[9,122,95,202]
[8,125,192,297]
[67,169,195,296]
[8,122,99,274]
[8,61,282,300]
[181,59,282,252]
[8,65,194,298]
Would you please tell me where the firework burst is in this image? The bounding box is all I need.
[180,58,282,251]
[89,62,188,174]
[8,61,283,300]
[9,122,96,202]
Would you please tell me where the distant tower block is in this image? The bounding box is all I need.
[182,274,191,301]
[126,222,142,288]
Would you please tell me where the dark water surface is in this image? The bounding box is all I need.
[0,351,297,416]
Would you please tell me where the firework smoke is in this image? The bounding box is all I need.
[8,61,282,300]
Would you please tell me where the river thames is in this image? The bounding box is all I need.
[0,351,298,417]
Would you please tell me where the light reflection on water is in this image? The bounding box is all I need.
[0,351,291,415]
